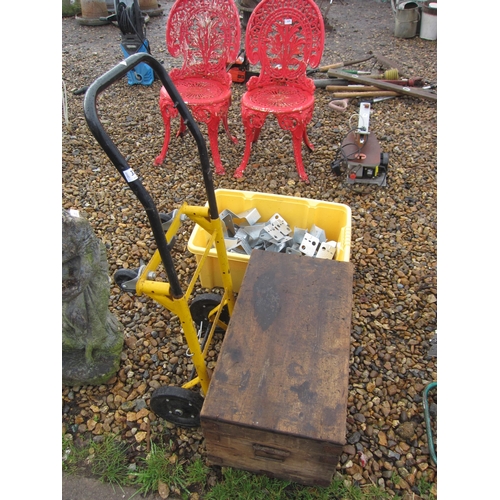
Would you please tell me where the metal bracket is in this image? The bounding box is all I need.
[309,224,327,243]
[316,241,337,260]
[220,208,262,237]
[225,229,253,255]
[119,264,146,292]
[299,232,321,257]
[263,213,292,243]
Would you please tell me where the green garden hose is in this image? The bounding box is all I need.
[423,381,437,466]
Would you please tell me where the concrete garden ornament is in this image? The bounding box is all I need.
[62,209,124,386]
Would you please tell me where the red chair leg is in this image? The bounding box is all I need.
[292,125,309,183]
[155,103,173,166]
[303,128,314,152]
[207,117,226,175]
[235,110,267,178]
[234,125,255,178]
[176,118,187,138]
[222,115,238,145]
[252,127,262,143]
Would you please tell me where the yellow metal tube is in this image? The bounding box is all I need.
[211,217,236,316]
[175,297,211,395]
[128,201,236,398]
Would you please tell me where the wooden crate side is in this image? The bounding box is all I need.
[201,419,341,487]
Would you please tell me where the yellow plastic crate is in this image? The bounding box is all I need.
[187,189,352,292]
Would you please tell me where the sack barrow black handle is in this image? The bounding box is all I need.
[83,52,220,298]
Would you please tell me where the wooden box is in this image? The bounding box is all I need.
[200,250,354,486]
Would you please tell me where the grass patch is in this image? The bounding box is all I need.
[200,468,415,500]
[88,434,132,487]
[63,432,436,499]
[417,475,437,500]
[130,441,189,498]
[184,458,212,491]
[204,467,290,500]
[62,434,86,474]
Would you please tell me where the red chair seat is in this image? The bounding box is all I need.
[160,78,232,107]
[242,85,315,113]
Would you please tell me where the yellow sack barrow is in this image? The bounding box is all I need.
[84,52,236,427]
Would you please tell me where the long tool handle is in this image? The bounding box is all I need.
[314,78,350,88]
[327,70,437,102]
[326,85,382,92]
[317,55,374,72]
[331,91,399,98]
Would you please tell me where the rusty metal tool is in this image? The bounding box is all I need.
[382,77,424,87]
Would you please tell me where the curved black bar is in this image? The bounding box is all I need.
[83,52,220,298]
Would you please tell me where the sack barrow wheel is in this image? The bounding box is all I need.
[150,386,204,427]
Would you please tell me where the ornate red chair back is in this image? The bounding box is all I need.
[167,0,241,82]
[246,0,324,91]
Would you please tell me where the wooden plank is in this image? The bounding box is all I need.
[201,250,354,444]
[327,70,437,101]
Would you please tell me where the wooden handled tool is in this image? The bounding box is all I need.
[314,78,351,88]
[317,55,374,73]
[327,70,437,102]
[326,85,382,92]
[330,91,399,98]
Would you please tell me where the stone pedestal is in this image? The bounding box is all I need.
[76,0,110,25]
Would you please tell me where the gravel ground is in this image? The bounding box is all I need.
[62,0,437,497]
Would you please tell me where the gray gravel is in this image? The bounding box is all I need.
[62,0,437,497]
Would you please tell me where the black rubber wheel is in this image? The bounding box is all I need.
[159,212,173,224]
[114,269,138,289]
[150,386,204,427]
[159,212,177,247]
[190,293,229,333]
[380,152,389,167]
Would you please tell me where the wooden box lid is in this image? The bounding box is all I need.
[201,250,354,445]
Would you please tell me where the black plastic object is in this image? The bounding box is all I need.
[150,386,204,427]
[190,293,230,333]
[331,158,342,176]
[115,0,143,36]
[380,152,389,168]
[83,52,220,299]
[114,268,139,289]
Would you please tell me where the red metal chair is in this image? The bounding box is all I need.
[234,0,325,183]
[154,0,241,175]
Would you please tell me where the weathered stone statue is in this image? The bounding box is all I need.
[62,209,124,386]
